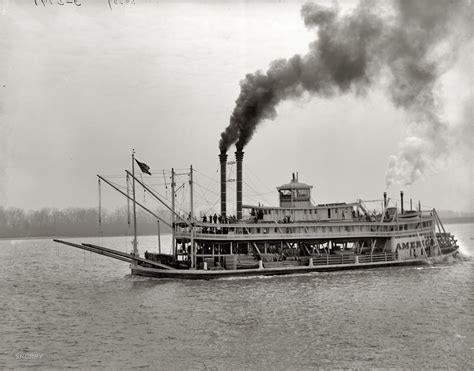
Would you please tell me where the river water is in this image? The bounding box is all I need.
[1,223,472,369]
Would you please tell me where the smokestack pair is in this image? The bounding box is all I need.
[219,150,244,220]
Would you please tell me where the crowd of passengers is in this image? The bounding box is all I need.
[201,214,238,224]
[189,208,382,227]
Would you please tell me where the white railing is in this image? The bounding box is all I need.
[175,217,435,240]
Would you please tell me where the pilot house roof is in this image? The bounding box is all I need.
[276,173,313,191]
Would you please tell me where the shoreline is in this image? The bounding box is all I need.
[0,233,171,242]
[0,219,471,241]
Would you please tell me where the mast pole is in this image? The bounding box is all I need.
[189,165,195,268]
[189,165,194,221]
[171,168,176,259]
[132,149,138,257]
[98,178,102,236]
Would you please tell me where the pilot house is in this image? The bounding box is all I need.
[243,173,357,223]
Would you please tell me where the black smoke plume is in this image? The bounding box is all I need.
[219,0,471,187]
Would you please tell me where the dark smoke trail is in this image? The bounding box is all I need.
[219,0,471,186]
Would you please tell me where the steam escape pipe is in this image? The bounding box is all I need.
[400,191,404,214]
[219,153,228,218]
[235,150,244,220]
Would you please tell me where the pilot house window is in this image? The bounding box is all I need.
[279,190,291,201]
[296,189,309,198]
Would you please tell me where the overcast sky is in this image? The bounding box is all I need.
[1,0,472,215]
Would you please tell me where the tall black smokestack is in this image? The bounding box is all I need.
[235,150,244,220]
[400,191,404,214]
[383,192,387,208]
[219,153,228,218]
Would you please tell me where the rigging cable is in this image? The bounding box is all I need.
[192,182,219,213]
[163,170,168,198]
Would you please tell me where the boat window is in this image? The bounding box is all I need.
[279,190,291,201]
[328,209,331,219]
[297,189,309,198]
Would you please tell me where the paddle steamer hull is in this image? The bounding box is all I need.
[131,259,429,280]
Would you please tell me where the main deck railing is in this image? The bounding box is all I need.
[175,217,435,241]
[199,252,399,270]
[302,252,397,265]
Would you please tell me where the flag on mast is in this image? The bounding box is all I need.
[135,159,152,175]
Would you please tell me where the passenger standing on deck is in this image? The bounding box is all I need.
[213,213,218,224]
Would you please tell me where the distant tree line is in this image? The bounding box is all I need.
[0,206,172,239]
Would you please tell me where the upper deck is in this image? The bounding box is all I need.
[175,211,436,242]
[175,173,436,243]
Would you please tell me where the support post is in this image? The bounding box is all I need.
[171,168,176,259]
[189,165,194,221]
[98,178,102,236]
[190,232,195,269]
[132,150,138,258]
[370,239,376,255]
[189,165,194,268]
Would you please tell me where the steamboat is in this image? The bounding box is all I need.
[54,150,459,279]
